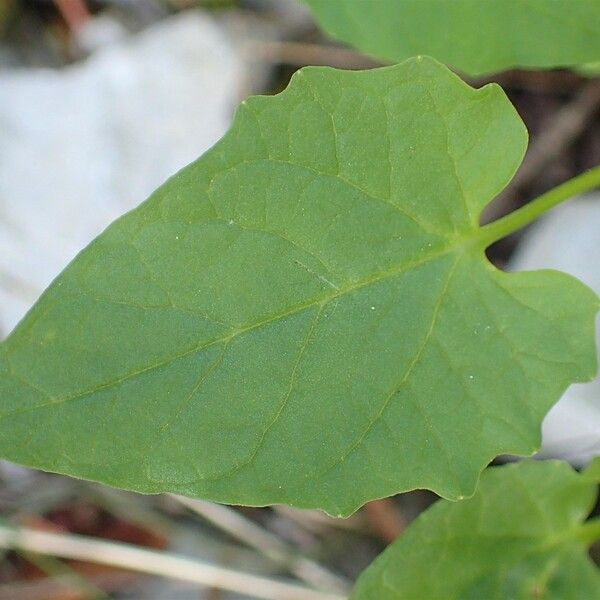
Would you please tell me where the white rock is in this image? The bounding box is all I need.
[0,11,243,335]
[509,194,600,466]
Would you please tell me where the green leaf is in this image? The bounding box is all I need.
[303,0,600,76]
[584,457,600,481]
[0,57,597,516]
[351,460,600,599]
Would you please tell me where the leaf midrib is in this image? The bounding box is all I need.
[3,236,479,419]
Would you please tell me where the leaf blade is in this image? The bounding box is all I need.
[303,0,600,76]
[0,57,597,515]
[351,460,600,599]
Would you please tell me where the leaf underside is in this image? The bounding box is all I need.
[352,460,600,599]
[303,0,600,76]
[0,57,597,516]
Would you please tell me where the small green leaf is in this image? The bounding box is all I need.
[583,457,600,482]
[352,460,600,599]
[303,0,600,76]
[0,58,597,515]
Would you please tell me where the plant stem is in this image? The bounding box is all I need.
[575,518,600,546]
[21,550,110,599]
[173,494,350,594]
[0,525,346,600]
[477,164,600,246]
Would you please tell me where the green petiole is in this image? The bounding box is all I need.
[478,164,600,247]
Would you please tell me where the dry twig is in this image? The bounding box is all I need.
[173,495,350,594]
[0,525,346,600]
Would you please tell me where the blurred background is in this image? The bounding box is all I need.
[0,1,598,598]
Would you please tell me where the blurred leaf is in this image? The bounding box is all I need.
[304,0,600,76]
[352,461,600,599]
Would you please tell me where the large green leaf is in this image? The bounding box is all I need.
[352,460,600,599]
[303,0,600,76]
[0,58,597,516]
